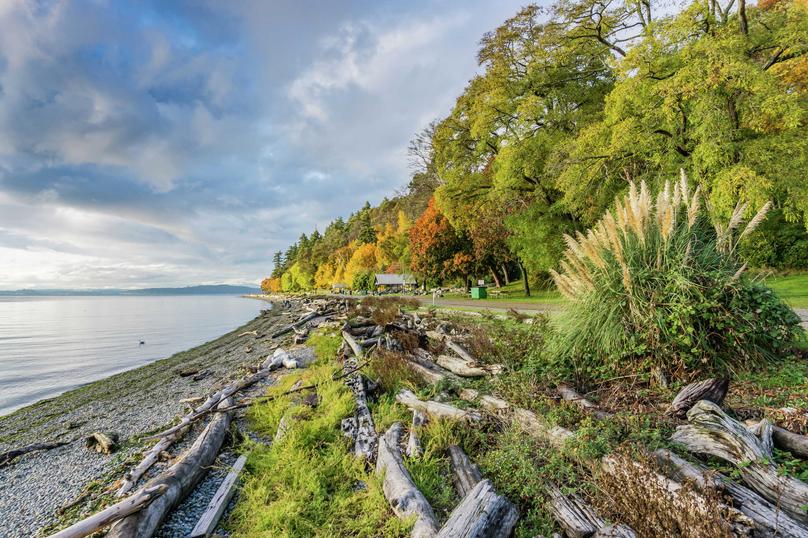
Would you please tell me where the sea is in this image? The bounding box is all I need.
[0,295,266,416]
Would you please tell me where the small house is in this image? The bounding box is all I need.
[374,273,416,292]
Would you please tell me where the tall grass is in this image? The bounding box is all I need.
[549,172,802,382]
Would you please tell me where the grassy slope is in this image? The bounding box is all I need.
[764,273,808,308]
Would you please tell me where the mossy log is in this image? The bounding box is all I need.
[653,448,808,538]
[376,423,439,538]
[436,479,519,538]
[107,398,234,538]
[672,400,808,523]
[668,378,729,418]
[396,389,481,423]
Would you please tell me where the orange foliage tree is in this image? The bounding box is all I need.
[409,198,474,287]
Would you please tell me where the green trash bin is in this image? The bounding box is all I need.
[470,286,488,299]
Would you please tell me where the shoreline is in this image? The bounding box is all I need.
[0,299,296,537]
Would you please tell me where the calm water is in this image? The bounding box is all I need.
[0,295,267,416]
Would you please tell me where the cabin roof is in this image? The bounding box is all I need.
[374,273,415,286]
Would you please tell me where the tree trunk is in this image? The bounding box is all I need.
[501,264,510,285]
[376,423,439,538]
[519,261,530,297]
[436,479,519,538]
[672,400,808,523]
[739,0,748,34]
[447,445,482,497]
[490,267,501,288]
[107,398,234,538]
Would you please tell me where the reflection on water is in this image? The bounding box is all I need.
[0,295,265,415]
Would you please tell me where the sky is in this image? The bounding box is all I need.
[0,0,526,289]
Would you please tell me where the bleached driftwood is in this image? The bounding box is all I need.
[405,349,459,385]
[342,330,365,359]
[376,423,439,538]
[672,400,808,523]
[668,378,729,418]
[107,398,234,537]
[447,445,482,497]
[436,479,519,538]
[457,389,572,448]
[342,350,377,462]
[117,427,188,496]
[238,330,259,337]
[396,389,481,423]
[549,485,608,538]
[653,448,808,538]
[434,355,488,377]
[47,485,168,538]
[188,454,247,538]
[85,432,118,455]
[406,410,427,458]
[271,310,327,339]
[0,441,68,468]
[445,338,475,363]
[147,365,274,440]
[557,384,614,420]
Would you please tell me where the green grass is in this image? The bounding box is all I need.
[764,273,808,308]
[443,279,565,304]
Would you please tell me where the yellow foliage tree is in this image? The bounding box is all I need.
[344,242,379,288]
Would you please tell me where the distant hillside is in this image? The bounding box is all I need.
[0,285,261,296]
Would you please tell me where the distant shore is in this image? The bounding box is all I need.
[0,299,296,537]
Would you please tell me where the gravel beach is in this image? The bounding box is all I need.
[0,298,300,537]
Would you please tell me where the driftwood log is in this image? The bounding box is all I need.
[668,378,729,418]
[376,423,439,538]
[436,479,519,538]
[557,384,614,420]
[772,425,808,459]
[107,397,234,538]
[548,485,635,538]
[85,432,118,455]
[448,445,482,497]
[117,427,188,496]
[396,389,481,423]
[341,347,377,462]
[342,330,365,359]
[406,410,427,458]
[0,441,68,468]
[47,484,168,538]
[188,454,247,538]
[406,349,459,385]
[672,400,808,523]
[653,448,808,538]
[434,355,488,377]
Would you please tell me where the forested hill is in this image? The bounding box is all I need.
[263,0,808,294]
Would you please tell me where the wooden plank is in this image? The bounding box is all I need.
[189,455,248,538]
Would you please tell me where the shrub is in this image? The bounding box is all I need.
[549,172,802,382]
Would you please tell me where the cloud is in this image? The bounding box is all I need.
[0,0,524,289]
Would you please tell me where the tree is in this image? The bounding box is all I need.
[409,198,473,287]
[357,203,378,245]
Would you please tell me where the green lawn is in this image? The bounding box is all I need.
[763,273,808,308]
[444,279,565,304]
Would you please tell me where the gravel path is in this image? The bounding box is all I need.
[0,299,301,537]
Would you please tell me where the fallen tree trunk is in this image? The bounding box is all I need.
[668,378,729,418]
[436,479,519,538]
[672,400,808,523]
[376,423,439,538]
[396,389,481,423]
[445,338,475,364]
[406,410,427,458]
[271,310,328,339]
[342,351,377,462]
[117,427,188,496]
[653,448,808,538]
[448,445,482,497]
[0,441,68,468]
[107,398,234,538]
[342,330,365,359]
[557,384,613,420]
[47,484,168,538]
